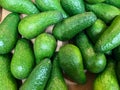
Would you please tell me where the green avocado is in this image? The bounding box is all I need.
[0,13,20,54]
[53,12,97,41]
[0,54,17,90]
[95,15,120,53]
[34,33,57,64]
[20,58,52,90]
[11,38,35,79]
[58,44,86,84]
[60,0,85,16]
[86,3,120,23]
[18,11,63,39]
[0,0,39,15]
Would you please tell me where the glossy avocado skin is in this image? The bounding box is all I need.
[86,3,120,23]
[0,54,17,90]
[20,58,52,90]
[0,13,20,54]
[34,33,57,64]
[35,0,68,18]
[105,0,120,8]
[18,11,63,39]
[46,54,68,90]
[53,12,97,41]
[93,59,119,90]
[0,0,39,15]
[95,15,120,53]
[60,0,85,16]
[11,38,35,79]
[75,32,106,73]
[58,44,86,84]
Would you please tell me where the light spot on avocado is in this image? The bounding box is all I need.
[0,41,4,46]
[18,66,23,72]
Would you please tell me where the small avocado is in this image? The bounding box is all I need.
[11,38,35,79]
[58,44,86,84]
[0,0,39,15]
[34,33,57,64]
[0,13,20,54]
[20,58,52,90]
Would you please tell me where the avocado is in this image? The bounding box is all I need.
[105,0,120,8]
[11,38,35,79]
[46,54,68,90]
[93,59,119,90]
[86,19,107,44]
[34,33,57,64]
[53,12,97,41]
[20,58,52,90]
[58,44,86,84]
[75,32,106,73]
[95,15,120,53]
[86,3,120,23]
[0,0,39,15]
[60,0,85,16]
[0,54,17,90]
[18,11,63,39]
[35,0,68,18]
[0,13,20,54]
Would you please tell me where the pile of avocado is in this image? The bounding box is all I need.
[0,0,120,90]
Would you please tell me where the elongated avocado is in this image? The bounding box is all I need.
[0,13,20,54]
[0,0,39,15]
[18,11,63,39]
[86,3,120,23]
[53,12,97,41]
[95,15,120,53]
